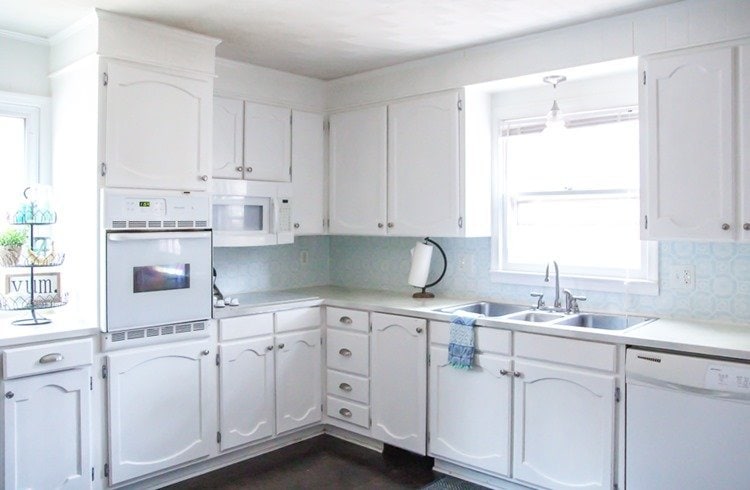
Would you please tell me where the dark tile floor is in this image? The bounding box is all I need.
[165,435,439,489]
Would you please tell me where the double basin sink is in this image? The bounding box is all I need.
[437,301,654,331]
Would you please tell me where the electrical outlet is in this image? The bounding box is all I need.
[299,250,309,266]
[670,265,695,290]
[457,254,475,274]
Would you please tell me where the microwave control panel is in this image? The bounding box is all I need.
[278,199,292,233]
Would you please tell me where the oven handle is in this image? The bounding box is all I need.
[107,231,212,242]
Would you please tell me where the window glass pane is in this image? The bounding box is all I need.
[0,115,26,211]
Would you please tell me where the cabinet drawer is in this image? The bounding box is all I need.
[220,313,274,341]
[3,338,94,379]
[327,370,369,404]
[326,307,369,333]
[430,321,511,355]
[276,307,321,333]
[327,395,369,428]
[514,332,616,372]
[327,329,369,376]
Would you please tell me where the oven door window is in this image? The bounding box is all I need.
[133,264,190,293]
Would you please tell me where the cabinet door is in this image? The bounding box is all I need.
[429,347,511,477]
[244,102,291,182]
[642,47,735,240]
[106,340,214,485]
[219,336,275,451]
[329,106,387,235]
[275,329,322,434]
[371,313,426,454]
[104,60,212,191]
[512,361,616,490]
[388,91,461,236]
[291,111,326,235]
[213,97,245,179]
[3,367,92,490]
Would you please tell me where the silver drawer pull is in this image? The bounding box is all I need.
[339,348,352,357]
[339,408,352,418]
[39,353,63,364]
[339,316,353,325]
[339,383,353,392]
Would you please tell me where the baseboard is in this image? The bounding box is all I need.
[324,424,384,453]
[433,459,539,490]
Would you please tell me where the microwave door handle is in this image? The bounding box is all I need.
[270,198,277,234]
[107,231,212,241]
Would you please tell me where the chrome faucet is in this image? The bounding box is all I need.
[563,289,587,314]
[545,261,561,310]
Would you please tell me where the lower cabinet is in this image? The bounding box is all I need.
[106,339,215,485]
[371,312,427,454]
[3,367,93,490]
[275,329,322,433]
[512,360,616,490]
[428,346,512,477]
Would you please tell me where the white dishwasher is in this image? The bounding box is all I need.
[626,348,750,490]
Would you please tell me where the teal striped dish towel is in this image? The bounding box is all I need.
[449,310,481,369]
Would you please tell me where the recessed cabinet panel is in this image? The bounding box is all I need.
[291,111,326,235]
[275,329,322,434]
[104,61,212,191]
[244,102,291,182]
[213,97,244,179]
[642,47,735,240]
[388,91,461,236]
[329,106,388,235]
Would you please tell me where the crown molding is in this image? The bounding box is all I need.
[0,28,48,46]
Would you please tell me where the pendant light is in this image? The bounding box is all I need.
[542,75,567,133]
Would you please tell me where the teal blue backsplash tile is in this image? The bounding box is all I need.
[330,236,750,325]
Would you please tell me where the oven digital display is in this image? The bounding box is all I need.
[133,264,190,293]
[139,201,151,208]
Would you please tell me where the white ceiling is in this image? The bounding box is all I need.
[0,0,677,80]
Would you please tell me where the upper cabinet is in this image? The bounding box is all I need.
[244,102,291,182]
[291,111,326,235]
[213,96,245,179]
[328,89,491,237]
[640,44,745,241]
[104,61,214,191]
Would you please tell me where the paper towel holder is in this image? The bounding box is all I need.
[411,237,447,299]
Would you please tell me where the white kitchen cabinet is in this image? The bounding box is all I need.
[275,328,322,434]
[741,43,750,241]
[244,102,291,182]
[371,313,427,454]
[512,360,616,490]
[3,367,92,490]
[388,91,461,236]
[219,335,275,451]
[429,347,512,477]
[213,96,245,179]
[640,46,736,240]
[103,60,213,191]
[106,340,214,485]
[328,105,388,235]
[291,110,326,234]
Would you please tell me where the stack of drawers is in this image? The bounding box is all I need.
[325,306,371,430]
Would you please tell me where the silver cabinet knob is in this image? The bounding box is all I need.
[722,223,731,230]
[339,316,353,325]
[377,223,384,229]
[245,166,253,173]
[339,383,353,392]
[499,369,509,376]
[294,223,300,229]
[199,175,208,182]
[339,408,352,418]
[201,349,210,356]
[416,327,423,334]
[235,166,244,172]
[39,353,63,364]
[744,223,750,231]
[5,391,14,399]
[513,371,522,378]
[339,348,352,357]
[266,345,274,351]
[387,222,394,228]
[277,343,285,350]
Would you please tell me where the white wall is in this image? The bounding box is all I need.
[325,0,750,111]
[0,33,50,96]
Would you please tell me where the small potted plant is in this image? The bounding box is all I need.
[0,228,27,267]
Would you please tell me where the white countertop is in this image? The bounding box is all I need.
[0,307,100,348]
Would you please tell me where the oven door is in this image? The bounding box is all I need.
[106,231,212,331]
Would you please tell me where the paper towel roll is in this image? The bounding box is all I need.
[408,241,434,287]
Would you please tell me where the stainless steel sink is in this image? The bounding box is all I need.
[439,301,528,317]
[555,313,654,330]
[505,311,566,323]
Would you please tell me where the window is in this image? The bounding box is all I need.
[492,107,657,294]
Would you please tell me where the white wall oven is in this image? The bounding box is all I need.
[102,191,212,342]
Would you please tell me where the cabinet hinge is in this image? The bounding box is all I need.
[289,166,292,178]
[90,377,93,391]
[320,336,324,345]
[642,71,646,86]
[217,431,222,444]
[100,162,107,177]
[91,467,95,481]
[644,214,648,230]
[458,217,463,229]
[321,403,324,412]
[615,387,621,403]
[427,353,431,366]
[324,120,330,132]
[215,353,220,366]
[614,484,619,490]
[104,463,109,478]
[457,98,463,111]
[101,364,108,379]
[103,72,108,86]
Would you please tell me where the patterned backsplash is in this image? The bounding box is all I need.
[214,235,750,325]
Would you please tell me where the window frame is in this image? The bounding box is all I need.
[490,106,658,296]
[0,91,51,187]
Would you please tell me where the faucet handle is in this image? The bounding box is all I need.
[563,289,587,314]
[530,292,545,310]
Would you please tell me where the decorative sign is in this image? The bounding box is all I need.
[4,272,61,300]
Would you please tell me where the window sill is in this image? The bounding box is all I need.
[489,270,659,296]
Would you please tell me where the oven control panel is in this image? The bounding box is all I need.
[103,190,211,229]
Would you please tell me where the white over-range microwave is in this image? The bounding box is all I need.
[211,179,293,247]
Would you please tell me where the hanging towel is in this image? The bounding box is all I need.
[448,310,481,369]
